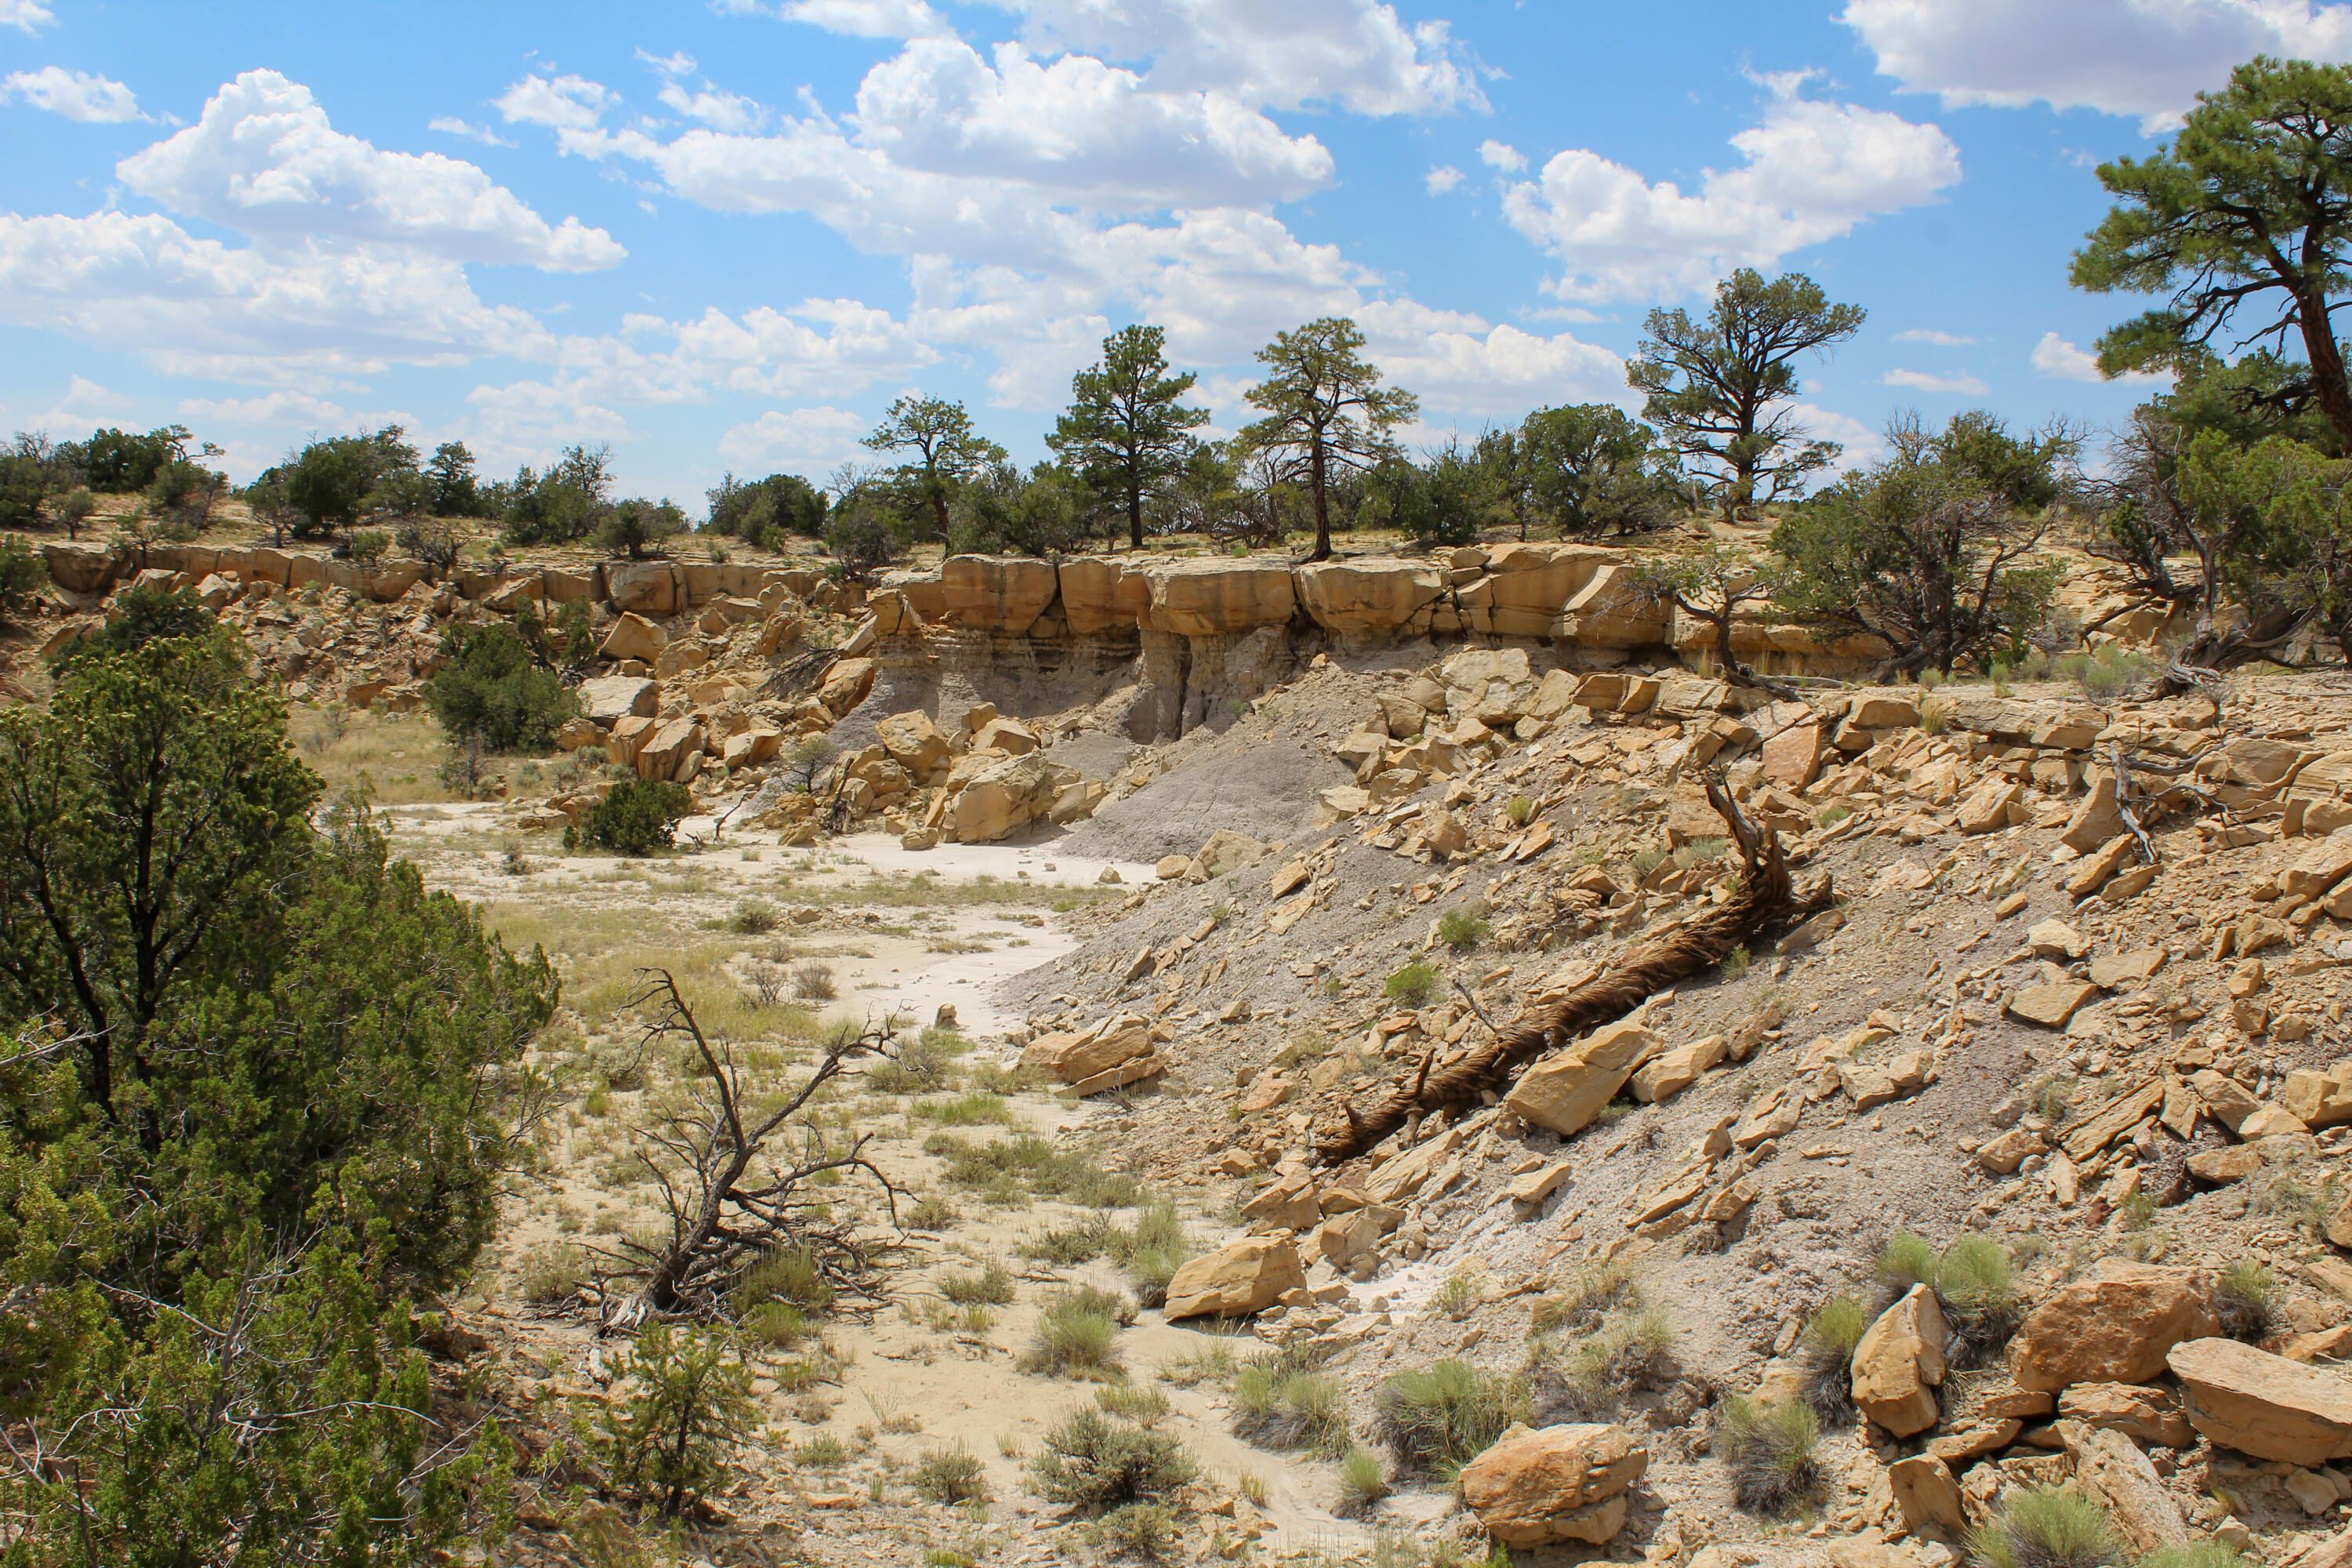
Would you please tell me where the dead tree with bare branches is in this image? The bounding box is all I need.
[1315,774,1830,1166]
[596,971,903,1334]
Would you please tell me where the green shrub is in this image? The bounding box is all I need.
[2212,1260,2278,1343]
[1022,1288,1131,1380]
[1878,1231,2023,1367]
[518,1242,586,1305]
[1504,796,1536,827]
[1436,909,1490,950]
[1232,1368,1350,1456]
[939,1262,1015,1306]
[1127,1247,1185,1311]
[1532,1305,1675,1419]
[2140,1546,2256,1568]
[735,1244,837,1315]
[1374,1360,1526,1475]
[795,1434,850,1467]
[595,1323,756,1517]
[1088,1501,1180,1559]
[47,583,216,673]
[728,898,779,935]
[1970,1486,2122,1568]
[1717,1395,1822,1515]
[742,1301,810,1347]
[423,620,577,753]
[1798,1296,1866,1424]
[1029,1409,1197,1511]
[1385,961,1441,1007]
[906,1194,960,1229]
[912,1446,989,1504]
[0,532,47,621]
[1095,1385,1171,1428]
[565,778,693,855]
[1338,1447,1390,1519]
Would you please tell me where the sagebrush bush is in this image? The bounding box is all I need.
[1374,1360,1526,1475]
[1232,1368,1350,1456]
[2212,1260,2278,1343]
[1717,1395,1822,1515]
[1385,961,1440,1006]
[1029,1409,1196,1511]
[912,1446,989,1504]
[1021,1288,1132,1380]
[1436,909,1490,950]
[1971,1486,2122,1568]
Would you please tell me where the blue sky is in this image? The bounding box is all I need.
[0,0,2332,511]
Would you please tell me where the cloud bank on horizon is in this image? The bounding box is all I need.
[0,0,2327,499]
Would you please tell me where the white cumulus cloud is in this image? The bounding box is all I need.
[0,209,556,384]
[3,66,144,122]
[495,73,618,134]
[999,0,1486,115]
[718,405,870,466]
[1479,138,1524,171]
[1893,327,1973,345]
[176,389,352,426]
[429,116,515,147]
[2030,329,2169,383]
[1883,367,1989,394]
[122,71,623,271]
[38,373,131,428]
[1498,81,1962,302]
[1425,164,1463,194]
[775,0,953,38]
[659,80,771,133]
[0,0,54,34]
[1841,0,2352,132]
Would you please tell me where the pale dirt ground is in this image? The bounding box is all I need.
[376,797,1388,1560]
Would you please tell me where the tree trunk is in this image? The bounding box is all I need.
[1127,481,1143,551]
[1308,437,1331,562]
[929,488,951,542]
[2295,283,2352,453]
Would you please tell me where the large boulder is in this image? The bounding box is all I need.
[876,711,952,778]
[1163,1237,1305,1319]
[817,656,876,717]
[600,612,667,664]
[2060,1420,2190,1552]
[1459,544,1613,637]
[2168,1338,2352,1465]
[2009,1260,2214,1392]
[636,719,705,781]
[41,542,118,593]
[1020,1014,1158,1090]
[1502,1022,1661,1136]
[606,561,677,617]
[942,554,1060,633]
[1441,648,1541,724]
[1194,829,1269,878]
[579,674,659,724]
[2283,1059,2352,1129]
[1458,1423,1646,1548]
[946,753,1071,843]
[1294,560,1445,635]
[1852,1284,1947,1436]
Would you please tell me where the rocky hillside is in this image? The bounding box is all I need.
[12,531,2352,1567]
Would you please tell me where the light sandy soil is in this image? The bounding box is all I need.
[379,800,1384,1562]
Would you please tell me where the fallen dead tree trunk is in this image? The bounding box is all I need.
[1314,773,1829,1166]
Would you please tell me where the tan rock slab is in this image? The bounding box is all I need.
[2060,1419,2190,1552]
[2007,982,2100,1029]
[2169,1337,2352,1465]
[2060,1382,2196,1446]
[1163,1237,1306,1319]
[1852,1284,1947,1436]
[1457,1422,1646,1548]
[1501,1022,1661,1136]
[2010,1259,2215,1392]
[1888,1453,1965,1534]
[2090,946,2169,989]
[2283,1061,2352,1128]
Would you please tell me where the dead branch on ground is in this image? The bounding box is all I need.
[1315,773,1829,1166]
[596,971,902,1334]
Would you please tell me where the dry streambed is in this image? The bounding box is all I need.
[390,810,1381,1558]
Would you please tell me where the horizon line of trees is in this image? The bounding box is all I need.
[5,59,2352,687]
